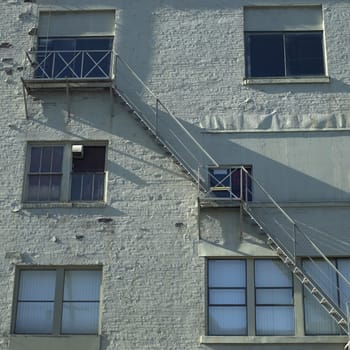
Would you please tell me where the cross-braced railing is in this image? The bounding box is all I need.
[24,50,112,79]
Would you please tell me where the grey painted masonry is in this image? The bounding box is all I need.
[0,0,350,349]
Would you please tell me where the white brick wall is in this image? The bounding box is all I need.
[0,1,349,349]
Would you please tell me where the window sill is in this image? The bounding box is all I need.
[22,202,107,209]
[200,335,347,344]
[10,334,100,350]
[243,76,330,85]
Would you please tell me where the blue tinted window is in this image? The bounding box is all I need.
[245,32,325,78]
[246,34,285,77]
[285,32,324,76]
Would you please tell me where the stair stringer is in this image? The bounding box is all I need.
[243,203,348,334]
[112,85,201,183]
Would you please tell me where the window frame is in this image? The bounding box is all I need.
[245,30,326,79]
[12,266,103,335]
[254,259,295,336]
[207,258,295,337]
[23,142,108,204]
[207,259,248,336]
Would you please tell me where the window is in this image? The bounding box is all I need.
[14,268,102,334]
[244,6,325,78]
[208,166,252,200]
[255,260,294,335]
[24,143,107,203]
[303,258,350,335]
[35,11,115,79]
[208,260,247,335]
[207,259,294,336]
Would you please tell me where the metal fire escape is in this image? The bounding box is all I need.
[22,48,350,342]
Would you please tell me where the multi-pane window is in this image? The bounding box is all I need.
[245,32,325,78]
[207,259,294,336]
[208,260,247,335]
[244,6,325,79]
[14,268,102,334]
[255,260,294,335]
[25,144,106,203]
[209,167,252,200]
[303,258,350,335]
[34,11,115,79]
[27,146,64,201]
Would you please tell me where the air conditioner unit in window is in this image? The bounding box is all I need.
[72,144,84,159]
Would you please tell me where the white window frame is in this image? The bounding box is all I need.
[243,6,328,84]
[12,267,102,335]
[23,142,108,204]
[207,259,295,336]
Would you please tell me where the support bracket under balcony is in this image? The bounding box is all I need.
[21,77,113,119]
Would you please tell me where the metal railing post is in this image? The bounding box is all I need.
[293,224,296,261]
[155,98,159,136]
[240,167,243,200]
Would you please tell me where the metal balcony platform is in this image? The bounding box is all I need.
[22,77,113,94]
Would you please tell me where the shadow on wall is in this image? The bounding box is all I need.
[35,92,350,203]
[200,128,350,202]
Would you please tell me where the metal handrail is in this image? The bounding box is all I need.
[111,51,219,186]
[239,166,350,315]
[202,164,350,313]
[24,50,112,79]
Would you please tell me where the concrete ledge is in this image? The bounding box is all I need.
[22,202,107,209]
[243,76,330,85]
[10,335,100,350]
[200,335,347,344]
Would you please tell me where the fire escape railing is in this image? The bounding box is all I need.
[23,50,112,80]
[111,53,219,186]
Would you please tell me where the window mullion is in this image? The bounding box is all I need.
[283,33,288,76]
[60,145,71,202]
[53,268,65,335]
[247,259,255,336]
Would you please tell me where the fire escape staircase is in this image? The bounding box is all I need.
[206,167,350,337]
[22,50,350,340]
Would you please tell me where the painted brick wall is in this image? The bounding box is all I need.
[0,1,349,350]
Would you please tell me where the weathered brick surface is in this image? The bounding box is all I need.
[0,1,349,350]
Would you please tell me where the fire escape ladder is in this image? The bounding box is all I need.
[110,53,219,189]
[238,168,350,335]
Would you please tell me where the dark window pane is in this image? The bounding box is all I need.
[93,173,105,200]
[51,147,63,172]
[76,38,113,50]
[49,175,62,201]
[41,147,52,172]
[246,33,285,77]
[285,32,324,76]
[71,174,82,201]
[72,146,106,172]
[30,147,41,172]
[28,175,40,201]
[38,175,50,201]
[81,173,93,201]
